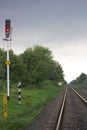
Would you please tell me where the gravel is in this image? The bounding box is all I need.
[60,87,87,130]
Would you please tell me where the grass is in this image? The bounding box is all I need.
[80,89,87,93]
[72,85,87,93]
[0,82,64,130]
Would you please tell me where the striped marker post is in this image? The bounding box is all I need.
[18,82,21,104]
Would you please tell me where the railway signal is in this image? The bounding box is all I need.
[5,19,11,39]
[3,19,12,100]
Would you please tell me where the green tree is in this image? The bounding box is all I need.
[0,48,6,80]
[21,45,64,87]
[21,46,52,87]
[0,45,65,88]
[69,73,87,87]
[10,50,27,84]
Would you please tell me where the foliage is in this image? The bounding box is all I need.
[20,45,65,87]
[0,83,64,130]
[10,50,27,83]
[69,73,87,87]
[0,45,65,88]
[0,48,6,80]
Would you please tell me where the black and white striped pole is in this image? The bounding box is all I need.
[18,82,21,104]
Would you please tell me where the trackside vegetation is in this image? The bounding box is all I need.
[0,45,66,130]
[0,45,65,88]
[0,82,64,130]
[69,73,87,88]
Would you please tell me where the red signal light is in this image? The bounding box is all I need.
[6,27,10,32]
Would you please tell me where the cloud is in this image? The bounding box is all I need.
[52,40,87,82]
[1,0,87,83]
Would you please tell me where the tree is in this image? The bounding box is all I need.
[10,50,27,83]
[21,45,64,87]
[0,48,6,80]
[69,73,87,87]
[76,73,87,85]
[0,45,65,88]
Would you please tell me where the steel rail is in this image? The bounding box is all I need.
[56,86,87,130]
[56,86,68,130]
[70,87,87,104]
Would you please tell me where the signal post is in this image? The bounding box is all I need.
[3,19,12,100]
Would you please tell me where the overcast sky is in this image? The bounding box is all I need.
[0,0,87,83]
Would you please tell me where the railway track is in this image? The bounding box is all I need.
[55,86,87,130]
[23,86,87,130]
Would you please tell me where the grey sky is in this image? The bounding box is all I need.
[0,0,87,82]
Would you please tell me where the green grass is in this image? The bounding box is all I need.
[72,85,87,93]
[0,83,64,130]
[82,90,87,93]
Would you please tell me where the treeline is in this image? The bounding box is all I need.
[69,73,87,87]
[0,45,65,88]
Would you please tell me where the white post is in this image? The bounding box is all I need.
[3,19,12,100]
[7,42,10,100]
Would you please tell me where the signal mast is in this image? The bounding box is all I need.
[3,19,12,100]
